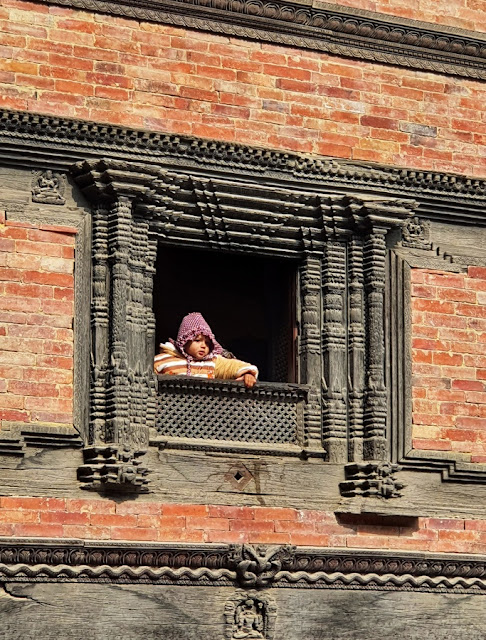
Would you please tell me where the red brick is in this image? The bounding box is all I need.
[468,266,486,280]
[425,518,465,530]
[248,532,292,544]
[186,516,229,530]
[87,513,137,528]
[45,498,67,511]
[110,527,158,541]
[361,115,398,130]
[413,299,455,314]
[253,507,297,521]
[291,532,331,546]
[40,510,89,525]
[12,523,64,537]
[0,509,38,523]
[275,520,316,533]
[162,503,209,516]
[207,530,247,543]
[229,520,275,532]
[432,352,463,366]
[208,505,253,519]
[64,499,115,514]
[452,379,484,391]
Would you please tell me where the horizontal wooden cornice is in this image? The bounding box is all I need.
[2,109,486,227]
[31,0,486,79]
[1,539,486,592]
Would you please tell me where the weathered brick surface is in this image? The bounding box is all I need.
[0,212,75,429]
[2,1,486,175]
[331,0,486,31]
[412,267,486,461]
[2,497,486,552]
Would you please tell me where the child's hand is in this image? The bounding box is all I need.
[236,373,257,388]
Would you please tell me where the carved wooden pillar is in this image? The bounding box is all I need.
[78,195,150,491]
[143,229,158,440]
[347,235,365,462]
[339,197,416,497]
[362,224,388,461]
[89,202,109,446]
[321,239,348,462]
[347,198,416,463]
[71,159,174,492]
[299,255,323,452]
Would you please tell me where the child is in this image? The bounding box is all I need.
[154,312,258,388]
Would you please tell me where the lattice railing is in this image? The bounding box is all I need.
[155,377,307,445]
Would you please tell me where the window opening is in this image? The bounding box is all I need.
[154,245,297,382]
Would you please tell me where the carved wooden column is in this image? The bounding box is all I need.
[362,224,389,460]
[89,202,109,447]
[73,160,161,492]
[340,197,416,497]
[321,239,348,462]
[299,255,323,453]
[347,235,365,462]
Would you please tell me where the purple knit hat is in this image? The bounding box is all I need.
[171,312,223,366]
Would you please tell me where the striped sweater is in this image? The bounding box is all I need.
[154,342,258,380]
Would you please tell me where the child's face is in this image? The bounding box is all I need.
[185,334,212,360]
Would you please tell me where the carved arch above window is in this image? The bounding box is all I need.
[71,159,416,492]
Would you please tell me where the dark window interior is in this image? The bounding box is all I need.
[154,246,297,382]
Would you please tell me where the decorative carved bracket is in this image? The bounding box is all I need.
[340,462,405,498]
[77,445,149,492]
[229,544,296,588]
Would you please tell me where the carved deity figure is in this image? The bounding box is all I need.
[32,170,66,204]
[232,598,265,639]
[401,216,430,248]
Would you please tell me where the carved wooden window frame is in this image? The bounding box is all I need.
[71,159,417,491]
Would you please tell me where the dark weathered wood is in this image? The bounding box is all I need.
[0,583,485,640]
[3,448,486,518]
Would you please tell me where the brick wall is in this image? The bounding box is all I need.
[0,211,75,429]
[0,497,484,553]
[332,0,486,31]
[2,1,486,176]
[412,267,486,462]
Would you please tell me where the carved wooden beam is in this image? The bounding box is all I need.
[1,539,486,592]
[28,0,486,80]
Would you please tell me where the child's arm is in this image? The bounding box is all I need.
[214,355,258,388]
[235,372,257,388]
